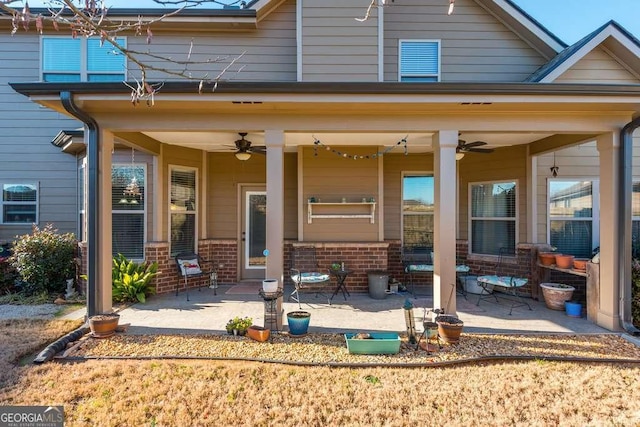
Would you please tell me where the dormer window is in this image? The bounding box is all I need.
[399,40,440,82]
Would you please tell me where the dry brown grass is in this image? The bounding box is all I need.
[1,320,640,426]
[0,359,639,426]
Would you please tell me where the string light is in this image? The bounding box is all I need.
[312,135,409,159]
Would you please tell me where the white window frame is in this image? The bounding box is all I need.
[1,182,39,225]
[398,39,441,82]
[547,178,599,256]
[401,172,435,247]
[40,35,127,82]
[169,165,198,256]
[112,163,147,261]
[78,157,87,241]
[468,180,518,256]
[632,180,640,256]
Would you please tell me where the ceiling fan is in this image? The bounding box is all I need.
[456,137,493,159]
[231,132,265,161]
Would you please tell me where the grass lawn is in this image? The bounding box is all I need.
[1,320,639,426]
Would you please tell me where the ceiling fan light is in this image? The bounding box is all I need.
[235,151,252,161]
[455,152,465,160]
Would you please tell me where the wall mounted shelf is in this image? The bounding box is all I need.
[307,202,376,224]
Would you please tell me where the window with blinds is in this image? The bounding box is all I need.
[42,37,126,82]
[170,167,197,257]
[112,164,145,259]
[402,174,434,246]
[470,181,517,255]
[1,183,38,224]
[548,180,595,258]
[399,40,440,82]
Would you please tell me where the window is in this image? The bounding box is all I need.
[78,158,86,242]
[112,164,145,259]
[548,180,598,258]
[41,37,126,82]
[470,181,517,255]
[402,174,434,246]
[1,183,38,224]
[631,182,640,258]
[170,167,197,257]
[399,40,440,82]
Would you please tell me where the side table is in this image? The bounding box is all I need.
[329,269,352,302]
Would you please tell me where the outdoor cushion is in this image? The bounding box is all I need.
[406,264,471,273]
[180,259,202,276]
[477,275,527,288]
[292,272,330,283]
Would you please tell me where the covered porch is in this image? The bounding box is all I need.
[11,81,640,332]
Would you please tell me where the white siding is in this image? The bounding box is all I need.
[384,0,547,82]
[301,0,379,82]
[0,33,80,242]
[555,47,640,84]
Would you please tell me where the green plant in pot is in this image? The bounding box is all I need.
[225,316,253,335]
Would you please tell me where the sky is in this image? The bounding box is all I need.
[511,0,640,44]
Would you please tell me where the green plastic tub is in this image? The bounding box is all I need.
[344,332,401,355]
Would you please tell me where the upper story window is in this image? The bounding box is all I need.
[402,174,434,247]
[2,183,38,224]
[470,181,517,256]
[41,37,126,82]
[399,40,440,82]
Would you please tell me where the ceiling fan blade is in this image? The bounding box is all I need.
[467,147,494,153]
[462,140,488,148]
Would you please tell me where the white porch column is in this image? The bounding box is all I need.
[433,130,458,314]
[596,132,622,331]
[265,130,285,288]
[97,129,114,313]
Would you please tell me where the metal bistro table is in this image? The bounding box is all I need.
[329,269,352,303]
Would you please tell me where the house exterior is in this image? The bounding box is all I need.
[2,0,640,332]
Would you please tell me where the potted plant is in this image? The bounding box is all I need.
[540,283,575,310]
[287,311,311,336]
[225,316,253,336]
[88,313,120,338]
[247,325,270,342]
[435,315,464,344]
[330,262,343,271]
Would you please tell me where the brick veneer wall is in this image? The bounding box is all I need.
[285,241,390,293]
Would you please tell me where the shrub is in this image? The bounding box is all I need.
[0,244,18,294]
[9,224,76,296]
[632,259,640,328]
[112,254,158,303]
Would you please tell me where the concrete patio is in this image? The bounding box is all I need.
[114,282,609,336]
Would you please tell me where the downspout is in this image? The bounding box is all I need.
[60,91,99,318]
[619,116,640,335]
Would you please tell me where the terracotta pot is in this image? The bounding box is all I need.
[573,258,588,271]
[554,254,574,269]
[540,283,575,310]
[435,315,464,344]
[247,325,270,342]
[538,252,556,266]
[89,314,120,338]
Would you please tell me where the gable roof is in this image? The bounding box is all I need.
[526,20,640,83]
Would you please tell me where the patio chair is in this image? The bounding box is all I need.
[175,252,216,301]
[289,246,331,309]
[401,245,433,296]
[475,247,531,315]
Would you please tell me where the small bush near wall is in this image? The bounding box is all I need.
[0,243,18,294]
[632,259,640,328]
[9,224,77,296]
[112,254,158,303]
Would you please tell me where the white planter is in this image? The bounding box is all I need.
[262,279,278,293]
